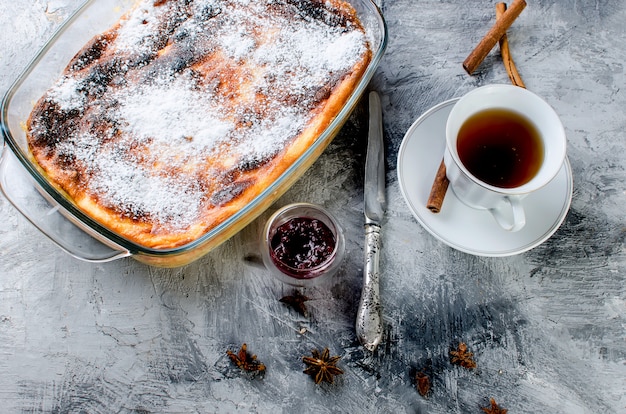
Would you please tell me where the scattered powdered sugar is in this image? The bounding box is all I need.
[278,25,362,81]
[323,31,368,72]
[114,3,164,54]
[39,0,369,237]
[116,77,234,152]
[48,76,86,111]
[254,15,367,92]
[88,156,204,229]
[56,131,206,230]
[236,109,308,162]
[219,31,256,62]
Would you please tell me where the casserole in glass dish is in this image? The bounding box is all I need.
[0,0,387,267]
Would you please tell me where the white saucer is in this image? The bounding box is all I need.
[397,99,573,257]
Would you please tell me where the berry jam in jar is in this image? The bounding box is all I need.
[270,217,335,273]
[261,203,345,286]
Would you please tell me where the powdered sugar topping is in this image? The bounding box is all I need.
[117,77,234,151]
[37,0,369,237]
[48,76,86,111]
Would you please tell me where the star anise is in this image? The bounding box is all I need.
[450,342,477,369]
[280,290,309,317]
[227,343,266,372]
[302,348,344,384]
[415,371,431,397]
[481,398,508,414]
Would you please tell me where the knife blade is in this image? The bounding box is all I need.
[356,90,385,352]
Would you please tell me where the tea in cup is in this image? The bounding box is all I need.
[444,84,566,231]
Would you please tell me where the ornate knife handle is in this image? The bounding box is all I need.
[356,222,383,351]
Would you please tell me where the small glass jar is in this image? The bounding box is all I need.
[260,203,345,286]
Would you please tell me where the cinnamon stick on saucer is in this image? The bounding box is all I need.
[496,2,526,88]
[463,0,527,75]
[426,160,449,213]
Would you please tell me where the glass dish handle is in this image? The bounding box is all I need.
[0,149,131,262]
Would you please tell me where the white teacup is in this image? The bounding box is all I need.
[444,84,566,232]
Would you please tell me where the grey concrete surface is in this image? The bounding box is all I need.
[0,0,624,413]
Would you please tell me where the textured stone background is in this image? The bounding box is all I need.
[0,0,624,413]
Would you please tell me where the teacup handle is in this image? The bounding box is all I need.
[489,196,526,232]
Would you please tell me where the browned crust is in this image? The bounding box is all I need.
[27,0,371,250]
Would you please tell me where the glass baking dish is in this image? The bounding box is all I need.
[0,0,387,267]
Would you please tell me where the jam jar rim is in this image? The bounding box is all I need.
[262,202,345,283]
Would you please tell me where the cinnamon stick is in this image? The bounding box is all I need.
[426,160,449,213]
[496,2,526,88]
[463,0,527,75]
[428,2,527,214]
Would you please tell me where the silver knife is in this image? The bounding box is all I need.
[356,90,385,352]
